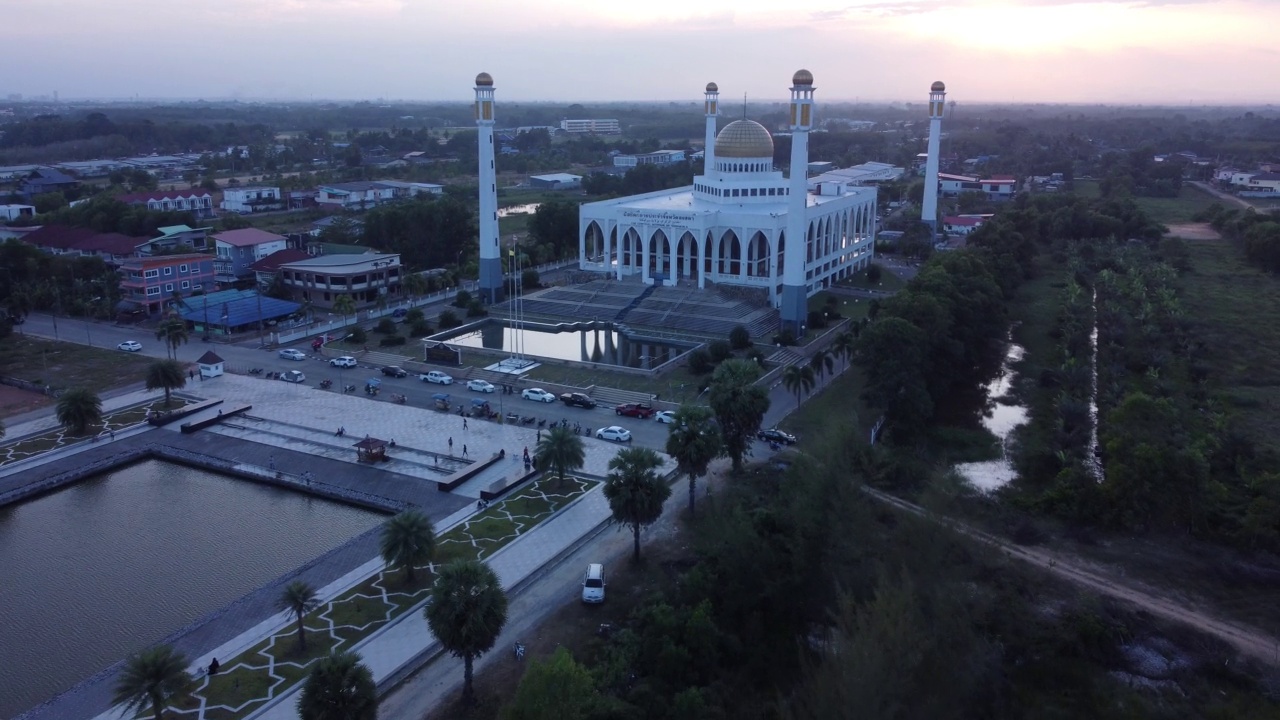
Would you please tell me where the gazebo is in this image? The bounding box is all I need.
[354,436,388,463]
[196,350,225,379]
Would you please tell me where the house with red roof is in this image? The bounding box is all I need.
[248,248,311,288]
[212,228,288,284]
[21,225,153,266]
[118,190,216,219]
[942,216,987,236]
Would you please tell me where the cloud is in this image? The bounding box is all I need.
[811,0,1224,20]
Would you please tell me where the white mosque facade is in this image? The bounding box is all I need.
[577,72,877,325]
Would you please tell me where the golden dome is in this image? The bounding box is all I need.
[715,119,774,159]
[706,82,718,93]
[475,72,493,87]
[931,80,945,92]
[792,69,814,86]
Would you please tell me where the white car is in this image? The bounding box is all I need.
[117,340,142,352]
[278,348,306,361]
[581,563,606,604]
[466,379,495,393]
[522,388,555,403]
[420,370,454,385]
[596,426,632,443]
[280,370,306,383]
[329,356,357,368]
[655,410,676,424]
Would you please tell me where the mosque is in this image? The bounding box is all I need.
[575,70,878,333]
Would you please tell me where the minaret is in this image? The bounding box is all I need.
[703,82,719,174]
[920,80,946,238]
[474,72,503,303]
[781,69,814,336]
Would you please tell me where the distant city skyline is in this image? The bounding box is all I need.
[6,0,1278,105]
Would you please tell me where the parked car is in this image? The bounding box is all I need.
[117,340,142,352]
[581,563,606,604]
[757,427,797,445]
[522,388,556,403]
[330,356,357,368]
[391,308,409,319]
[560,392,597,409]
[467,379,495,393]
[278,348,306,361]
[615,402,656,419]
[280,370,306,383]
[420,370,454,385]
[595,426,632,443]
[655,410,677,424]
[381,366,408,378]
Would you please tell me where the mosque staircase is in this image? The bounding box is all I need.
[614,284,657,322]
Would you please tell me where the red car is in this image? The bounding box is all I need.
[615,402,656,419]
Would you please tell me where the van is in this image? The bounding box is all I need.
[582,563,606,603]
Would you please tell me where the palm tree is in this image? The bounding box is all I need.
[833,330,856,370]
[535,426,585,485]
[112,645,195,720]
[278,580,320,653]
[379,509,436,584]
[809,347,834,384]
[56,388,103,435]
[782,365,815,407]
[296,650,378,720]
[155,316,189,360]
[146,359,186,408]
[424,559,509,706]
[333,294,356,326]
[402,272,428,303]
[664,405,722,518]
[604,447,671,563]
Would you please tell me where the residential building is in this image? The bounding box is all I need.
[528,173,582,190]
[1214,167,1240,183]
[118,253,216,315]
[277,252,402,310]
[1230,171,1258,187]
[247,248,311,288]
[0,204,35,221]
[1244,172,1280,194]
[21,225,100,257]
[20,168,80,198]
[288,189,318,209]
[136,225,213,255]
[613,150,686,168]
[943,216,987,235]
[221,186,284,214]
[980,176,1017,201]
[0,164,42,182]
[315,181,397,210]
[118,190,217,219]
[309,215,366,238]
[559,118,621,134]
[212,228,288,284]
[373,180,444,198]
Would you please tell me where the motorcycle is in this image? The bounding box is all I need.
[319,379,332,389]
[248,368,263,375]
[343,384,356,393]
[391,393,407,404]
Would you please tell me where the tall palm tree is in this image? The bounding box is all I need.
[333,294,356,326]
[535,426,585,485]
[424,559,508,706]
[782,365,815,407]
[379,509,436,584]
[833,330,856,371]
[56,388,103,435]
[155,316,190,360]
[146,359,187,408]
[296,650,378,720]
[278,580,320,652]
[809,347,834,384]
[664,405,722,518]
[112,645,195,720]
[604,446,671,563]
[402,272,428,303]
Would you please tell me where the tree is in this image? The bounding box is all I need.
[665,405,722,518]
[604,446,671,563]
[145,359,186,407]
[728,324,752,351]
[783,364,816,407]
[402,272,429,302]
[865,263,883,284]
[536,426,585,484]
[112,645,195,720]
[155,316,189,360]
[833,330,856,371]
[425,559,509,706]
[709,360,770,472]
[57,388,103,435]
[296,650,378,720]
[332,294,356,324]
[379,509,436,584]
[278,580,320,653]
[502,647,599,720]
[809,347,834,384]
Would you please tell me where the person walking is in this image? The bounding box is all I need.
[463,417,469,430]
[448,437,453,453]
[462,444,468,457]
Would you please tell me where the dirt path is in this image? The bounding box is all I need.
[865,486,1280,665]
[1190,181,1255,211]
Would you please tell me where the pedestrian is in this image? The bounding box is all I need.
[110,430,116,440]
[188,369,195,381]
[462,444,468,457]
[536,429,541,442]
[269,456,275,471]
[448,437,453,452]
[523,446,529,461]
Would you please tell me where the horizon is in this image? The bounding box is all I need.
[5,0,1279,105]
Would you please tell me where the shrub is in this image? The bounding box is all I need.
[410,320,432,337]
[349,327,367,344]
[866,263,883,284]
[453,289,472,308]
[438,310,461,329]
[728,325,751,350]
[522,268,540,289]
[374,318,397,334]
[708,340,732,363]
[746,348,765,366]
[688,348,713,375]
[772,329,797,346]
[465,299,487,318]
[379,335,407,347]
[807,310,829,329]
[405,308,425,324]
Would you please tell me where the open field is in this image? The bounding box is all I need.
[0,335,151,396]
[778,363,870,445]
[1134,184,1221,224]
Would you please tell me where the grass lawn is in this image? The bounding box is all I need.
[0,397,188,466]
[1072,180,1101,199]
[0,335,150,393]
[1133,185,1221,225]
[838,265,907,293]
[1178,238,1280,456]
[779,363,871,447]
[808,292,872,322]
[525,361,707,405]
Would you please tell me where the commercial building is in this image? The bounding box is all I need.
[528,173,583,190]
[559,118,621,134]
[221,186,284,214]
[276,252,402,310]
[212,228,289,284]
[118,253,216,315]
[613,150,686,168]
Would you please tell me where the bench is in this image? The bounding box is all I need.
[480,468,539,502]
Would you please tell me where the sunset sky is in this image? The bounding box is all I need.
[6,0,1278,104]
